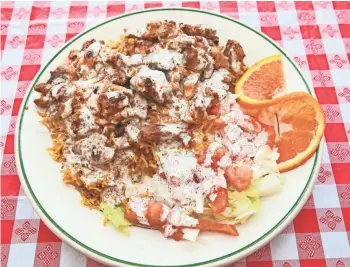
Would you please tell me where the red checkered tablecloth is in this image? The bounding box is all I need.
[1,1,350,267]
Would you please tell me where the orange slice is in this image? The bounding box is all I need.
[235,54,285,108]
[258,92,325,172]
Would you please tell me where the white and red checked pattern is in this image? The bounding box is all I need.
[1,1,350,267]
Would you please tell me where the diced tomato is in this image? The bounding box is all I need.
[197,219,239,236]
[224,165,253,192]
[170,229,184,241]
[207,104,221,116]
[209,187,228,215]
[124,207,139,224]
[146,201,166,228]
[211,147,227,171]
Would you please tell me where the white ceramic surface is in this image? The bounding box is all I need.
[15,8,322,267]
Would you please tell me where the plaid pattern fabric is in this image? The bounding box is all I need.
[1,1,350,266]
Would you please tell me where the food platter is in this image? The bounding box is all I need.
[15,8,323,267]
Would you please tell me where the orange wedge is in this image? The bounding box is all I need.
[235,54,285,108]
[257,92,325,172]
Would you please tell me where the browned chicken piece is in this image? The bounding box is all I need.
[184,47,198,72]
[139,123,185,143]
[203,53,215,79]
[106,54,128,85]
[130,66,172,104]
[133,39,155,55]
[106,54,125,68]
[81,39,96,50]
[33,98,49,108]
[139,124,162,143]
[34,83,50,95]
[223,40,245,63]
[127,21,180,41]
[47,68,68,84]
[180,24,219,45]
[223,40,246,81]
[122,38,154,56]
[210,47,229,69]
[167,66,189,94]
[145,21,179,40]
[97,92,129,118]
[68,49,79,60]
[184,45,214,78]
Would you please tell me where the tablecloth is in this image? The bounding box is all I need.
[1,1,350,266]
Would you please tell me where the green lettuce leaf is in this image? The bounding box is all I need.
[100,202,131,236]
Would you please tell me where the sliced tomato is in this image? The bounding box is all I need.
[207,104,221,116]
[224,165,253,192]
[197,219,239,236]
[209,187,228,215]
[146,201,166,228]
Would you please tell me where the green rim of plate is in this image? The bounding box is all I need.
[18,8,318,267]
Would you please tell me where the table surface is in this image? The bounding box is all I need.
[1,1,350,267]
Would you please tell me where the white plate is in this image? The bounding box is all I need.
[15,8,322,267]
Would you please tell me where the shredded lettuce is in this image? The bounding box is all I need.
[100,202,131,236]
[256,173,284,197]
[201,185,261,225]
[253,146,280,179]
[245,183,259,198]
[229,189,260,224]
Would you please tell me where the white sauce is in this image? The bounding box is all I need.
[78,134,115,164]
[203,142,223,167]
[61,98,73,119]
[182,228,200,242]
[133,94,148,119]
[79,106,99,135]
[144,49,184,70]
[125,125,140,142]
[87,41,101,57]
[105,91,123,99]
[199,69,230,101]
[131,66,172,103]
[128,197,149,225]
[51,83,65,98]
[170,97,190,121]
[86,93,99,113]
[160,151,197,183]
[161,124,184,135]
[167,208,198,227]
[125,27,147,38]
